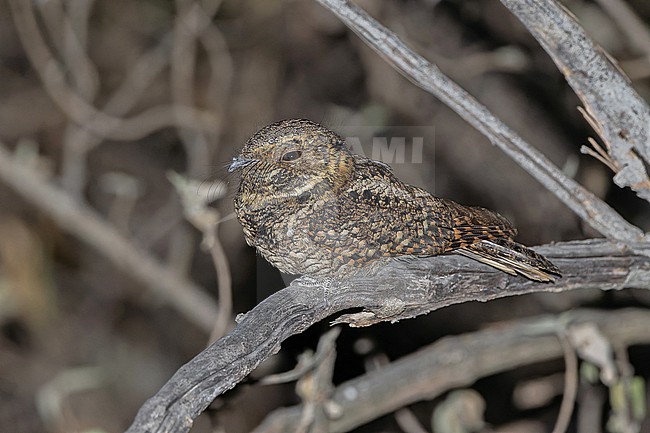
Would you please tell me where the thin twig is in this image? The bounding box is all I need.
[581,137,618,173]
[551,333,579,433]
[394,409,429,433]
[313,0,644,244]
[166,172,233,342]
[207,228,233,343]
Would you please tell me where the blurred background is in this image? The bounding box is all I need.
[1,0,650,432]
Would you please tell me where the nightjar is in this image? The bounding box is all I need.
[229,119,560,282]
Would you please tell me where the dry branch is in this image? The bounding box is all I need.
[313,0,645,244]
[125,239,650,433]
[500,0,650,202]
[0,144,218,332]
[253,308,650,433]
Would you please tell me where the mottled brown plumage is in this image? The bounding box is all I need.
[229,119,560,281]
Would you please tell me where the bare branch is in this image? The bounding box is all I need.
[501,0,650,202]
[312,0,644,244]
[550,334,578,433]
[125,239,650,433]
[253,308,650,433]
[0,144,218,332]
[206,232,233,343]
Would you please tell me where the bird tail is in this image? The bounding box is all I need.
[456,238,561,282]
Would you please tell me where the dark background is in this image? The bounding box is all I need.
[1,0,649,432]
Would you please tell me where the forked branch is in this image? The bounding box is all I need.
[501,0,650,202]
[314,0,646,244]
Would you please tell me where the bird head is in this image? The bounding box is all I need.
[229,119,355,202]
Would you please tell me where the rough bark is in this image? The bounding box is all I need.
[125,239,650,433]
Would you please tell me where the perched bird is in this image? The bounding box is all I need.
[229,119,560,282]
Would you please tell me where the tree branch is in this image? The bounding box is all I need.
[125,239,650,433]
[500,0,650,202]
[312,0,645,244]
[253,308,650,433]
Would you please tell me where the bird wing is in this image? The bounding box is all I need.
[313,157,518,258]
[307,158,452,261]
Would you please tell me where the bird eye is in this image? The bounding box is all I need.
[281,150,303,162]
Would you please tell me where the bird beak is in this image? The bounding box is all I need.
[228,156,256,173]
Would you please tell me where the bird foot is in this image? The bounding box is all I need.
[331,297,407,327]
[291,275,341,290]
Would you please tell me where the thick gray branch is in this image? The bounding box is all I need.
[313,0,644,244]
[125,239,650,433]
[500,0,650,202]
